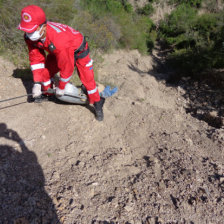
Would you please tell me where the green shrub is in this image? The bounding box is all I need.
[169,0,202,8]
[81,0,124,17]
[71,10,121,52]
[159,4,224,74]
[81,0,156,53]
[202,0,224,13]
[160,4,197,38]
[44,0,77,24]
[137,3,154,16]
[0,0,155,69]
[122,1,133,13]
[193,13,219,48]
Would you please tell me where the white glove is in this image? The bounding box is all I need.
[32,83,42,98]
[55,87,65,96]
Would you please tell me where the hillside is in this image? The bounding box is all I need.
[0,48,223,223]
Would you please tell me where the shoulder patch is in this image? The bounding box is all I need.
[48,42,56,52]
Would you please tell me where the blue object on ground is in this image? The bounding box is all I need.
[100,86,118,98]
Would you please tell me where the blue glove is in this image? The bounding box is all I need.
[100,85,118,98]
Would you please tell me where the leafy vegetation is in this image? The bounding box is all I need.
[159,3,224,75]
[137,3,154,16]
[168,0,202,8]
[0,0,156,69]
[80,0,155,53]
[0,0,223,78]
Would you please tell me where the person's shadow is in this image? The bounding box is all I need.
[0,123,60,223]
[12,68,33,103]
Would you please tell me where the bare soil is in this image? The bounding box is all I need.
[0,49,223,224]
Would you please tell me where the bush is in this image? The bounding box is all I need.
[71,11,121,52]
[202,0,224,13]
[81,0,156,53]
[159,4,224,74]
[137,3,154,16]
[160,4,197,39]
[169,0,202,8]
[0,0,156,69]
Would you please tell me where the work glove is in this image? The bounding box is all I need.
[32,83,42,98]
[55,87,65,96]
[100,86,118,98]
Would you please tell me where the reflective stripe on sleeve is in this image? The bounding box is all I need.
[31,63,45,71]
[49,24,62,33]
[87,87,98,95]
[42,80,51,86]
[86,59,93,67]
[60,75,72,82]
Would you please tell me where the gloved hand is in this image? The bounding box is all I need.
[100,86,118,98]
[32,83,42,98]
[55,87,65,96]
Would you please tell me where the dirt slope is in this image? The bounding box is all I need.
[0,51,223,224]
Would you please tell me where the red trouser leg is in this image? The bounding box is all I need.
[76,54,100,104]
[40,68,51,93]
[41,54,60,93]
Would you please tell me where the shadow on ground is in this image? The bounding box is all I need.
[13,68,33,102]
[128,45,224,129]
[0,123,60,223]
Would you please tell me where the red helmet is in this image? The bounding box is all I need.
[17,5,46,33]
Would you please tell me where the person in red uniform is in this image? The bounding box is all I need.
[17,5,105,121]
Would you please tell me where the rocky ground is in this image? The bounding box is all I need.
[0,49,223,224]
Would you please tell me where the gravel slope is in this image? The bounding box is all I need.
[0,51,223,223]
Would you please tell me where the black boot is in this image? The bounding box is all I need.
[94,97,105,121]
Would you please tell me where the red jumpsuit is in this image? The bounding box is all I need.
[25,21,100,104]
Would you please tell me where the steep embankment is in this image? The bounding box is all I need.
[0,51,223,223]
